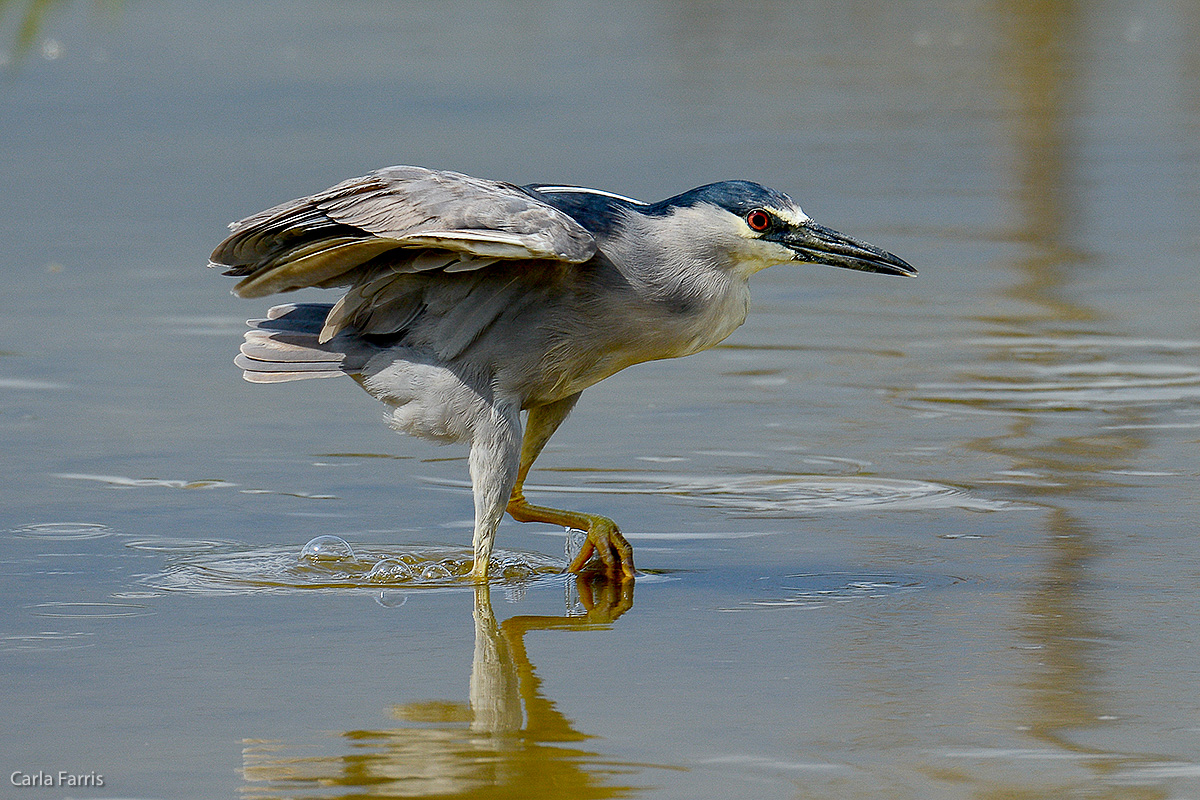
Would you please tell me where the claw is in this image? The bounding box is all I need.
[508,490,636,580]
[566,516,635,579]
[572,571,635,622]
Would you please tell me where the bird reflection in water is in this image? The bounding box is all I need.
[241,574,655,799]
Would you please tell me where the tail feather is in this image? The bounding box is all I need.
[265,302,331,323]
[241,330,344,363]
[236,303,360,383]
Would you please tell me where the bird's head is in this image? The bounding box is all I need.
[645,181,916,281]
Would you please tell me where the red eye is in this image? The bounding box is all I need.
[746,209,772,232]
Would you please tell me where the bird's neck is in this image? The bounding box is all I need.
[602,215,753,357]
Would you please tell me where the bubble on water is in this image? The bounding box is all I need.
[41,38,63,60]
[375,592,409,608]
[493,550,542,582]
[144,541,564,595]
[299,535,355,562]
[420,562,453,581]
[446,558,475,578]
[499,562,536,581]
[367,558,415,583]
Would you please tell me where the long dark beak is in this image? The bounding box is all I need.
[779,222,917,277]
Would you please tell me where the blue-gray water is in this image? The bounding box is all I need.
[3,2,1200,798]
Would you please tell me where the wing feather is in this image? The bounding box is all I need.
[232,238,401,298]
[210,166,597,299]
[320,270,425,343]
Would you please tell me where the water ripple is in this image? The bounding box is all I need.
[29,602,153,618]
[124,536,235,553]
[54,473,334,499]
[911,337,1200,412]
[143,537,564,596]
[426,473,1012,516]
[1114,761,1200,780]
[1,631,96,652]
[55,473,237,490]
[648,474,1009,515]
[728,571,963,611]
[0,377,69,390]
[9,522,116,540]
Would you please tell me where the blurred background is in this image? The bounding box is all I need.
[3,2,1199,798]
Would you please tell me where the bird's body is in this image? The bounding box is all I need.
[211,166,914,580]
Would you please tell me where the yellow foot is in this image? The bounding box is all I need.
[566,515,635,580]
[571,571,635,622]
[508,492,636,580]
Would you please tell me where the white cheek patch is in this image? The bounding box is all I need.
[764,240,797,263]
[728,233,798,278]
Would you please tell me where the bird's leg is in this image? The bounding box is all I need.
[506,394,636,579]
[467,403,522,582]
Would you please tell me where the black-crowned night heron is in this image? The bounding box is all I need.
[210,165,915,581]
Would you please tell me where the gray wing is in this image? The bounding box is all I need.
[209,165,598,300]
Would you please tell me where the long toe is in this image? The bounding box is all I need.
[568,516,635,579]
[573,572,635,622]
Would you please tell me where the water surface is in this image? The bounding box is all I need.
[3,2,1200,798]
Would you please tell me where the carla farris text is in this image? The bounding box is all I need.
[11,770,104,788]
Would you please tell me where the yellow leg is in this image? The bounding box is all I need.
[506,395,636,579]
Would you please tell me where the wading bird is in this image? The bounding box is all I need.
[211,166,915,581]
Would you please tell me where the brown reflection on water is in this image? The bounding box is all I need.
[947,2,1162,794]
[992,1,1095,325]
[240,577,655,800]
[0,0,117,62]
